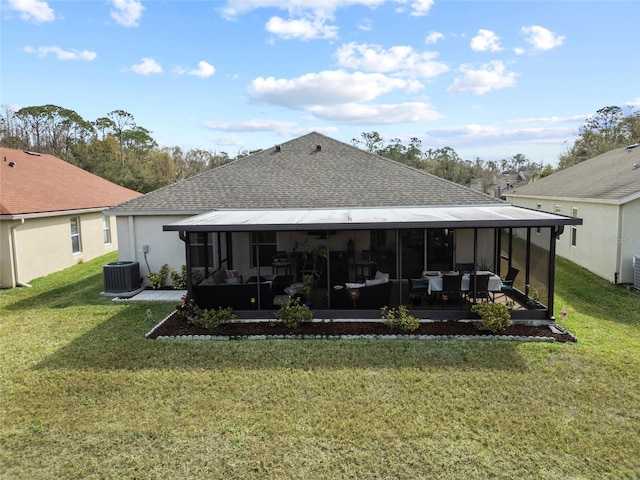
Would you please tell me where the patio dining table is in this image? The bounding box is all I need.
[422,271,502,295]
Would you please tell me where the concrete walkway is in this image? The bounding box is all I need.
[113,290,186,302]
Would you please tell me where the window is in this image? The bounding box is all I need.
[572,207,578,217]
[103,215,111,244]
[251,232,277,268]
[571,226,577,247]
[70,217,82,253]
[554,205,562,213]
[189,232,215,268]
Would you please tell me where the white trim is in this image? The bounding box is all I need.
[164,205,582,232]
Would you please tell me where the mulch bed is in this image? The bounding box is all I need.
[148,311,576,342]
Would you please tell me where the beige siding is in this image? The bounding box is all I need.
[508,196,621,283]
[619,198,640,284]
[0,211,118,287]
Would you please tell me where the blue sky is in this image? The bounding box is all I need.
[2,0,639,165]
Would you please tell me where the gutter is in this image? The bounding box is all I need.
[9,219,32,288]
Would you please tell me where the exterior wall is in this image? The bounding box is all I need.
[619,198,640,284]
[0,211,118,287]
[115,214,189,285]
[508,196,621,283]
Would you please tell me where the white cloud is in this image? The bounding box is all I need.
[425,31,444,44]
[470,29,503,52]
[248,70,412,108]
[357,18,373,31]
[247,69,441,125]
[520,25,565,51]
[188,61,216,78]
[335,42,449,78]
[220,1,433,31]
[220,1,432,20]
[406,0,434,17]
[447,61,518,95]
[24,45,97,61]
[506,114,588,125]
[423,123,577,149]
[204,119,299,132]
[8,0,55,23]
[308,101,442,124]
[131,57,162,75]
[111,0,144,27]
[266,15,338,40]
[210,135,245,147]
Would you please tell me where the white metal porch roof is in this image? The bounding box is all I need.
[163,205,582,232]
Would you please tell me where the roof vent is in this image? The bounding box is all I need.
[633,163,640,170]
[316,144,322,151]
[24,151,41,156]
[275,145,282,152]
[626,143,640,151]
[8,162,16,168]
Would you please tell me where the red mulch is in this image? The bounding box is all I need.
[148,312,576,342]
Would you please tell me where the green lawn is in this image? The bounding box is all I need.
[1,253,639,479]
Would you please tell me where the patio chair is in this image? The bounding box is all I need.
[455,263,475,274]
[356,250,377,281]
[404,269,429,304]
[467,273,492,303]
[441,273,463,308]
[271,250,291,275]
[500,267,519,302]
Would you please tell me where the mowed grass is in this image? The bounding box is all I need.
[1,254,639,479]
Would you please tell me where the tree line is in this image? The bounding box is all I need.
[0,105,242,193]
[1,104,637,194]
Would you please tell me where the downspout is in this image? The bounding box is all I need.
[614,204,623,284]
[10,218,32,288]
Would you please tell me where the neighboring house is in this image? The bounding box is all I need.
[0,148,142,288]
[506,144,640,285]
[108,132,580,320]
[470,170,532,198]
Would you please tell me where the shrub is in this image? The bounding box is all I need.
[274,298,313,329]
[190,305,236,330]
[148,264,170,289]
[380,305,420,332]
[171,265,187,289]
[471,302,511,333]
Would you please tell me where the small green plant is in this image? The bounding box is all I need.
[471,302,511,333]
[526,284,541,307]
[274,298,313,329]
[294,273,315,300]
[380,305,420,332]
[171,265,187,289]
[190,305,236,330]
[148,263,170,289]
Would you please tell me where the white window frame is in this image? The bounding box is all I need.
[554,204,562,214]
[103,215,111,244]
[70,217,82,253]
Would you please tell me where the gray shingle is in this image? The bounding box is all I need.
[509,145,640,201]
[110,132,502,213]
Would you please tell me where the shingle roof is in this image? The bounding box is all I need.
[110,132,502,214]
[0,148,142,216]
[508,145,640,202]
